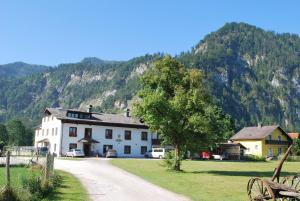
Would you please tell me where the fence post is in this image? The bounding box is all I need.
[50,154,54,176]
[5,151,10,188]
[44,153,49,182]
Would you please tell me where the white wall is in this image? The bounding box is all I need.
[60,123,153,157]
[34,115,62,155]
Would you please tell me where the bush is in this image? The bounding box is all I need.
[278,154,297,162]
[244,155,266,162]
[21,171,61,201]
[161,150,182,170]
[0,186,18,201]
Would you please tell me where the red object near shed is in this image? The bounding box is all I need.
[201,151,211,159]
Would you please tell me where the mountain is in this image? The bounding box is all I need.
[1,22,300,132]
[178,22,300,131]
[0,62,50,79]
[0,54,161,126]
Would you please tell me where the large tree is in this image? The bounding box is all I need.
[133,56,234,171]
[6,119,33,146]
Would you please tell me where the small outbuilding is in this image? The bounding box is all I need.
[217,143,247,160]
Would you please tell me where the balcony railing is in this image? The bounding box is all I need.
[265,140,290,145]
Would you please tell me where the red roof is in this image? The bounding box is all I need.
[288,133,299,139]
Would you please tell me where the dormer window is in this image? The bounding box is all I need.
[67,112,91,119]
[278,136,282,141]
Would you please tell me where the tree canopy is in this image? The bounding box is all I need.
[5,119,33,146]
[133,56,234,170]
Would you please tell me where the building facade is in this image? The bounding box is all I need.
[230,125,292,157]
[34,107,158,157]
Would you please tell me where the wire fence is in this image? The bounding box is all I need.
[0,151,55,189]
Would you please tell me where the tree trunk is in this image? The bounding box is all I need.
[174,145,181,171]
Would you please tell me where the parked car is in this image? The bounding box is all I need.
[66,149,84,157]
[106,149,117,158]
[212,154,227,160]
[38,147,49,156]
[144,148,169,159]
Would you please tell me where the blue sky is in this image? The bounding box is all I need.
[0,0,299,66]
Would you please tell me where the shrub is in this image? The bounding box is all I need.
[244,155,266,162]
[161,150,182,170]
[0,186,18,201]
[21,171,61,201]
[278,154,297,162]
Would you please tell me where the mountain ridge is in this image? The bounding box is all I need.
[1,22,300,132]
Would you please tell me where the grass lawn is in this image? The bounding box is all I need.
[45,170,90,201]
[111,159,300,201]
[0,167,89,201]
[0,166,40,187]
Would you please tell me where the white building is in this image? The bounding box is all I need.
[34,106,159,157]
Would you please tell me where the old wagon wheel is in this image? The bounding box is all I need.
[281,176,300,191]
[280,176,300,201]
[248,178,275,201]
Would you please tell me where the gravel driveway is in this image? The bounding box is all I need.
[55,158,189,201]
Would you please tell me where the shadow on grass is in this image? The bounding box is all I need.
[183,170,299,178]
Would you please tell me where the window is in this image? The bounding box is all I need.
[42,129,44,136]
[67,112,78,118]
[51,116,54,120]
[125,130,131,140]
[268,147,273,157]
[255,145,258,150]
[46,129,49,136]
[54,144,57,152]
[105,129,113,139]
[278,136,282,141]
[141,132,148,141]
[278,147,282,155]
[55,127,58,136]
[52,128,54,136]
[69,143,77,150]
[85,128,92,138]
[141,146,147,155]
[268,135,272,141]
[69,127,77,137]
[124,145,131,154]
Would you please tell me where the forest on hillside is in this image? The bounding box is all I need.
[1,22,300,132]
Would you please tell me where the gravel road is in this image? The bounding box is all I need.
[55,158,189,201]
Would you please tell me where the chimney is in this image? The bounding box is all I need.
[87,105,93,113]
[125,108,130,117]
[257,122,262,128]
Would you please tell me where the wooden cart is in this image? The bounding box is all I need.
[247,145,300,201]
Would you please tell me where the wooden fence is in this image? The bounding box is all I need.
[2,151,55,188]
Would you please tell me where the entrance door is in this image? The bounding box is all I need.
[103,145,113,155]
[83,143,91,156]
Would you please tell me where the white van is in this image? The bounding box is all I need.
[144,148,170,159]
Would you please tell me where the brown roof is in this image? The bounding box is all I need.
[288,133,299,139]
[230,125,289,140]
[44,108,148,129]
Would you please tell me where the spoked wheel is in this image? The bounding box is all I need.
[248,178,275,201]
[280,176,300,201]
[281,176,300,191]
